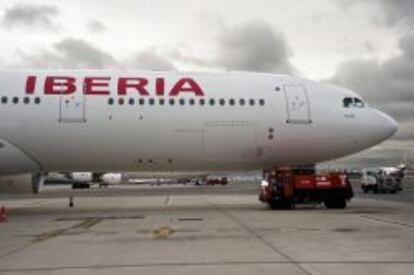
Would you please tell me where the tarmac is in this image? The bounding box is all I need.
[0,177,413,275]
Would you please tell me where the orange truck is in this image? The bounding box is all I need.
[259,167,353,209]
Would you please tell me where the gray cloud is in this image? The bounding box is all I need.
[214,21,294,73]
[87,19,106,34]
[15,38,117,69]
[375,0,414,27]
[343,0,414,27]
[54,39,117,68]
[331,32,414,157]
[127,49,176,71]
[2,3,59,29]
[13,38,175,71]
[175,20,294,74]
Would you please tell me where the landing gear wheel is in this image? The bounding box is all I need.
[72,182,90,189]
[31,173,45,194]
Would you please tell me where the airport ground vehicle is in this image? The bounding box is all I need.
[361,169,402,193]
[206,177,228,186]
[259,167,353,209]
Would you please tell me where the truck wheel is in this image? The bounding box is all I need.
[324,199,334,209]
[325,199,346,209]
[268,199,293,210]
[335,199,346,209]
[280,199,293,210]
[268,200,278,210]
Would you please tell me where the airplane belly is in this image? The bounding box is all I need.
[0,138,41,175]
[203,121,257,163]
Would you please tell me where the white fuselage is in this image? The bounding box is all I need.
[0,70,397,175]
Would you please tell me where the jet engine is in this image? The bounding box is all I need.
[71,172,93,182]
[101,173,122,185]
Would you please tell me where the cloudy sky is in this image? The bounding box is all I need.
[0,0,413,166]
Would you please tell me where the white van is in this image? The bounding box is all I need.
[361,169,401,193]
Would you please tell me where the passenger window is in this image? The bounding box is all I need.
[189,98,195,106]
[179,98,185,105]
[128,98,135,105]
[229,99,235,106]
[118,98,125,105]
[108,98,114,105]
[259,99,265,106]
[343,97,353,108]
[249,99,255,106]
[34,97,41,104]
[239,99,245,106]
[159,98,165,105]
[199,98,205,106]
[169,98,175,105]
[12,97,19,104]
[23,97,30,104]
[219,99,225,106]
[1,96,8,104]
[209,98,215,106]
[149,98,155,105]
[139,98,145,105]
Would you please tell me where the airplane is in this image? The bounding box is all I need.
[381,163,407,177]
[0,70,398,193]
[363,163,407,179]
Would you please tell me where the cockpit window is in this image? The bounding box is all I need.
[343,97,365,108]
[343,97,353,108]
[354,98,365,108]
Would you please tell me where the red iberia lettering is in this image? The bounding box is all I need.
[84,77,110,95]
[155,78,165,96]
[117,78,149,96]
[25,76,36,94]
[28,75,205,97]
[45,76,76,94]
[169,78,204,96]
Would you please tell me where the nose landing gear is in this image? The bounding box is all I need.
[31,173,46,194]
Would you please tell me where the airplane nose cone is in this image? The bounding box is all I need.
[377,110,398,140]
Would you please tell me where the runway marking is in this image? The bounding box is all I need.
[32,228,69,243]
[55,215,145,221]
[1,260,414,273]
[178,217,203,221]
[359,215,414,228]
[164,196,172,205]
[72,217,102,229]
[31,217,107,244]
[207,200,313,275]
[28,214,147,244]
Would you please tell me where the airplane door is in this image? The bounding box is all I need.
[59,87,86,123]
[284,84,311,124]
